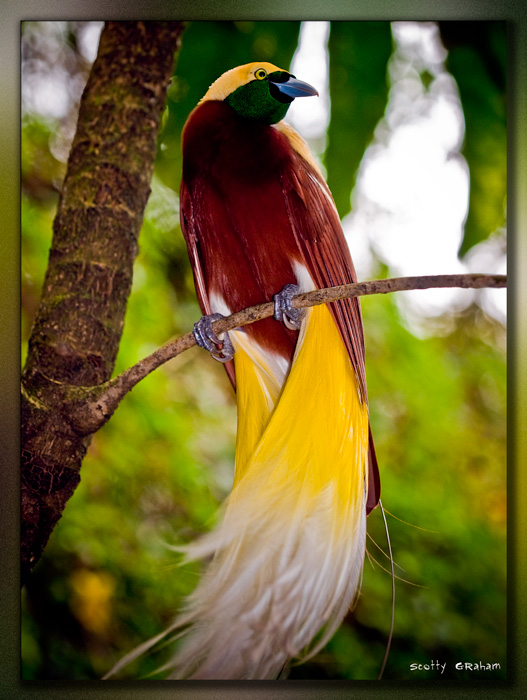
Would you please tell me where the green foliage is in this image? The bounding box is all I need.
[438,22,507,256]
[21,20,506,681]
[349,293,506,680]
[326,22,392,219]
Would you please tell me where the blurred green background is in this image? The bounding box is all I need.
[21,21,506,681]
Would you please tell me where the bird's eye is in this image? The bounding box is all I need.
[254,68,267,80]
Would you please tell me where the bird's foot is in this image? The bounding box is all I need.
[273,284,305,331]
[193,313,234,363]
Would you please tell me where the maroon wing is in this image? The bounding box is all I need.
[180,178,236,388]
[279,147,380,512]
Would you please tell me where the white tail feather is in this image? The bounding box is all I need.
[106,303,369,680]
[164,484,367,679]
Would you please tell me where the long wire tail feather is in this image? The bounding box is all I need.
[377,499,395,680]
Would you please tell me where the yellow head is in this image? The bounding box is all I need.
[199,62,318,125]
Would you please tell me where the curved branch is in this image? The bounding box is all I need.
[69,272,506,434]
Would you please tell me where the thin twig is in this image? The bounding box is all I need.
[69,273,506,433]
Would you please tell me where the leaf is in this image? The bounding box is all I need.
[438,22,507,257]
[326,21,393,219]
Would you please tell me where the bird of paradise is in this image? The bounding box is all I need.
[108,62,381,681]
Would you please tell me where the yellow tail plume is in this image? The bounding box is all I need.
[162,303,370,679]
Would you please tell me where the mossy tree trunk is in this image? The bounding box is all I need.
[21,21,184,587]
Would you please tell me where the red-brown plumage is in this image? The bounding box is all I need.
[180,97,380,511]
[181,100,302,363]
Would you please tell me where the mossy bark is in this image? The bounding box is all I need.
[21,21,184,586]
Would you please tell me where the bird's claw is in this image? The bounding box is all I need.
[193,313,234,363]
[274,284,305,331]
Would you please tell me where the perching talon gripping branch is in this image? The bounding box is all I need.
[193,313,234,363]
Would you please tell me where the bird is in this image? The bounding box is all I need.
[108,61,381,681]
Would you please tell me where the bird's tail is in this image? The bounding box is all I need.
[166,304,370,679]
[105,304,370,680]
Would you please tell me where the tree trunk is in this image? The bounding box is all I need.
[21,21,184,587]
